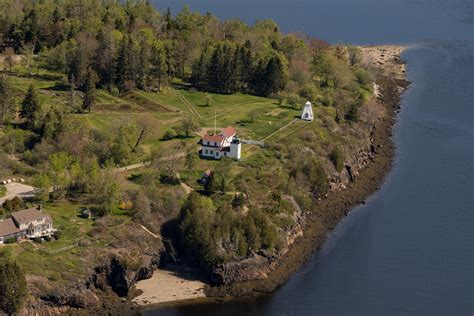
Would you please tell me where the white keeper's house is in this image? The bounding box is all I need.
[200,126,241,160]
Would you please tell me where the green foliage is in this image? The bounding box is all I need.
[32,173,51,203]
[345,103,360,122]
[1,197,22,214]
[185,151,199,179]
[308,160,329,199]
[0,74,15,125]
[181,117,200,138]
[111,123,140,164]
[48,151,74,200]
[330,146,345,172]
[0,249,27,314]
[286,93,303,110]
[162,128,177,140]
[178,192,220,269]
[177,191,282,268]
[82,68,98,113]
[232,193,245,208]
[42,105,67,141]
[20,84,42,131]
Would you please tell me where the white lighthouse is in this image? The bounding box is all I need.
[301,101,314,121]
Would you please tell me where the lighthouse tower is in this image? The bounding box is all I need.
[301,101,314,121]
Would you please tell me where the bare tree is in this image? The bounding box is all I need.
[21,44,35,76]
[133,116,154,152]
[4,47,16,72]
[153,144,183,181]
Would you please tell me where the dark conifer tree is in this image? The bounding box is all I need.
[150,43,166,91]
[82,69,98,113]
[20,84,41,130]
[263,55,288,96]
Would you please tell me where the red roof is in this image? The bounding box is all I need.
[221,126,236,138]
[202,134,225,143]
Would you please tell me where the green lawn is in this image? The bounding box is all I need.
[5,64,307,154]
[0,185,6,197]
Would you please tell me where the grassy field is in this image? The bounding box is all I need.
[4,62,310,162]
[0,185,6,197]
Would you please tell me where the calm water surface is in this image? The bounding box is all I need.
[148,0,474,315]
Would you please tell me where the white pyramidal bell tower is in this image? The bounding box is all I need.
[301,101,314,121]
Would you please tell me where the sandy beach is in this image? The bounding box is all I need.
[133,268,207,306]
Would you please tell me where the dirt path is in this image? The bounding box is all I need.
[114,162,150,173]
[245,118,299,152]
[176,173,194,195]
[176,90,201,119]
[0,183,35,204]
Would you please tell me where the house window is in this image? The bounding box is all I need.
[205,149,208,154]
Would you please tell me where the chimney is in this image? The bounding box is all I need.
[37,204,42,211]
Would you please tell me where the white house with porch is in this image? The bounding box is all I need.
[200,126,241,160]
[0,205,55,244]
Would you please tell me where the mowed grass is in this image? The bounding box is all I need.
[4,61,308,157]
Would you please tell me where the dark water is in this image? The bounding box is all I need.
[147,1,474,315]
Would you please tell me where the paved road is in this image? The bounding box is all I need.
[0,183,35,204]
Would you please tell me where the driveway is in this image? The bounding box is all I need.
[0,183,35,204]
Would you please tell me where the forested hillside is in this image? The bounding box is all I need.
[0,2,384,311]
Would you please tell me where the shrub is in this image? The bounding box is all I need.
[299,85,318,102]
[232,193,245,208]
[162,129,177,141]
[355,68,372,85]
[4,237,16,244]
[108,85,120,97]
[329,146,345,172]
[54,230,62,240]
[345,103,359,122]
[286,93,302,110]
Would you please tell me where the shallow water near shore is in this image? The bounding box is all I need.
[147,0,474,315]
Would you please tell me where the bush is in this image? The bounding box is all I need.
[345,103,359,122]
[162,129,177,141]
[108,85,120,97]
[286,93,302,110]
[232,193,245,208]
[355,68,372,85]
[329,146,345,172]
[54,230,62,240]
[299,85,318,102]
[4,237,16,244]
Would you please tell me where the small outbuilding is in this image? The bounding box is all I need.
[301,101,314,121]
